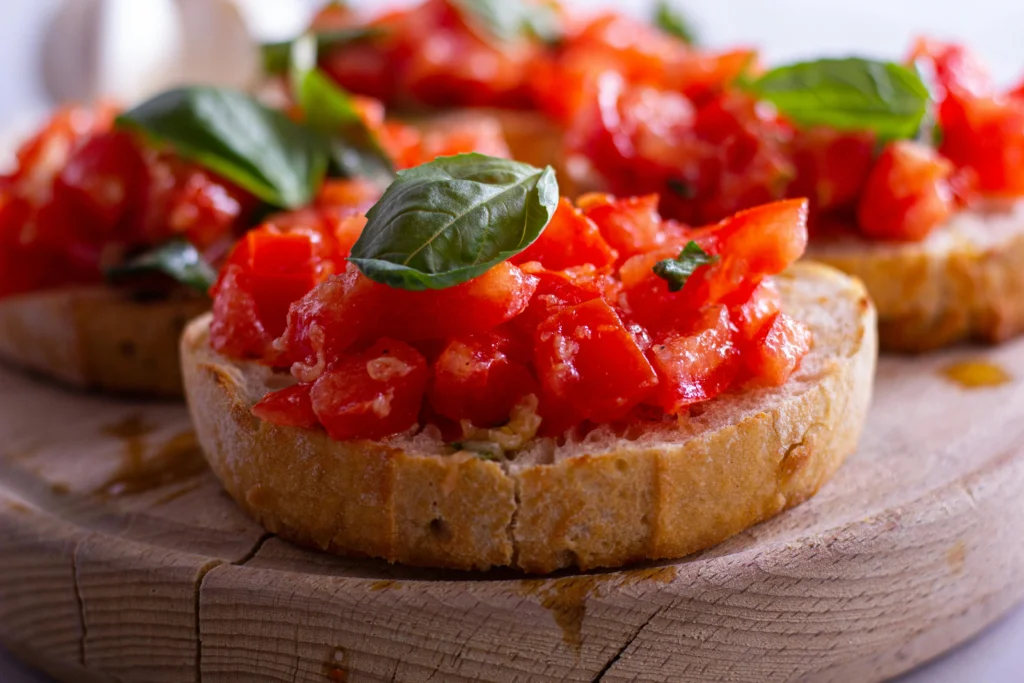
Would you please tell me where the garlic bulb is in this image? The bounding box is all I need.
[41,0,184,104]
[40,0,312,107]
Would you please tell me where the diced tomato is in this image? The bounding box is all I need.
[908,38,993,102]
[787,127,876,213]
[428,331,537,427]
[278,262,538,380]
[210,265,271,358]
[512,197,617,269]
[579,193,666,262]
[252,384,319,429]
[857,141,954,241]
[515,262,619,333]
[684,198,809,305]
[50,131,149,244]
[732,281,782,344]
[939,94,1024,197]
[743,313,811,386]
[533,298,658,423]
[310,338,428,441]
[647,305,739,414]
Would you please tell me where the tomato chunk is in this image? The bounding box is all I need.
[279,262,538,380]
[252,384,319,429]
[429,331,537,427]
[743,313,812,386]
[534,298,658,423]
[210,265,271,359]
[310,338,428,441]
[512,198,617,269]
[647,306,739,413]
[579,193,666,262]
[857,141,954,241]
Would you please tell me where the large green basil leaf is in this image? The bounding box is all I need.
[654,1,698,45]
[451,0,561,44]
[289,35,395,186]
[349,154,559,291]
[262,26,385,75]
[106,240,217,293]
[742,57,931,139]
[117,87,328,209]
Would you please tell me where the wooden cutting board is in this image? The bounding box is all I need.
[0,337,1023,683]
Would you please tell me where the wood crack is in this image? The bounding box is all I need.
[591,605,666,682]
[70,538,86,669]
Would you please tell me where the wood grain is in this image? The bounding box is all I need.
[1,335,1024,682]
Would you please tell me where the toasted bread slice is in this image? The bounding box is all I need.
[808,201,1024,352]
[0,287,207,397]
[182,263,876,573]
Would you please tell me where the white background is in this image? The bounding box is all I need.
[1,1,1023,681]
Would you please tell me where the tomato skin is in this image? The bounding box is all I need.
[732,281,782,345]
[310,338,428,441]
[647,305,739,414]
[857,141,954,242]
[279,262,539,381]
[579,193,670,262]
[533,298,659,423]
[787,127,876,213]
[210,264,272,359]
[743,313,811,386]
[514,262,619,335]
[512,197,617,270]
[428,331,537,427]
[252,384,319,429]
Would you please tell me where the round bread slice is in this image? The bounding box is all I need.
[0,287,207,398]
[809,201,1024,352]
[181,262,876,574]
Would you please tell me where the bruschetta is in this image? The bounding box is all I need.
[182,154,876,573]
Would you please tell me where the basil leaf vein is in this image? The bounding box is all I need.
[106,240,217,293]
[350,154,559,291]
[742,57,931,139]
[653,241,719,292]
[654,1,699,45]
[116,87,328,209]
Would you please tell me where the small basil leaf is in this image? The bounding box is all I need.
[451,0,561,45]
[349,154,559,291]
[290,36,395,186]
[742,57,931,140]
[654,1,699,45]
[106,240,216,293]
[117,87,328,209]
[653,241,719,293]
[262,27,386,75]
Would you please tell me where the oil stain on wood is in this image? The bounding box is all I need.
[97,416,208,499]
[942,360,1012,389]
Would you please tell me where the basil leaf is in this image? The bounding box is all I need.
[350,154,559,291]
[654,1,699,45]
[653,241,719,293]
[290,35,395,186]
[451,0,561,45]
[742,58,931,139]
[117,87,328,209]
[262,27,386,75]
[106,240,216,293]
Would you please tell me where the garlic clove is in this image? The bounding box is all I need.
[41,0,184,105]
[174,0,261,90]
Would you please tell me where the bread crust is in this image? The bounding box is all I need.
[809,202,1024,352]
[0,287,207,397]
[182,263,876,573]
